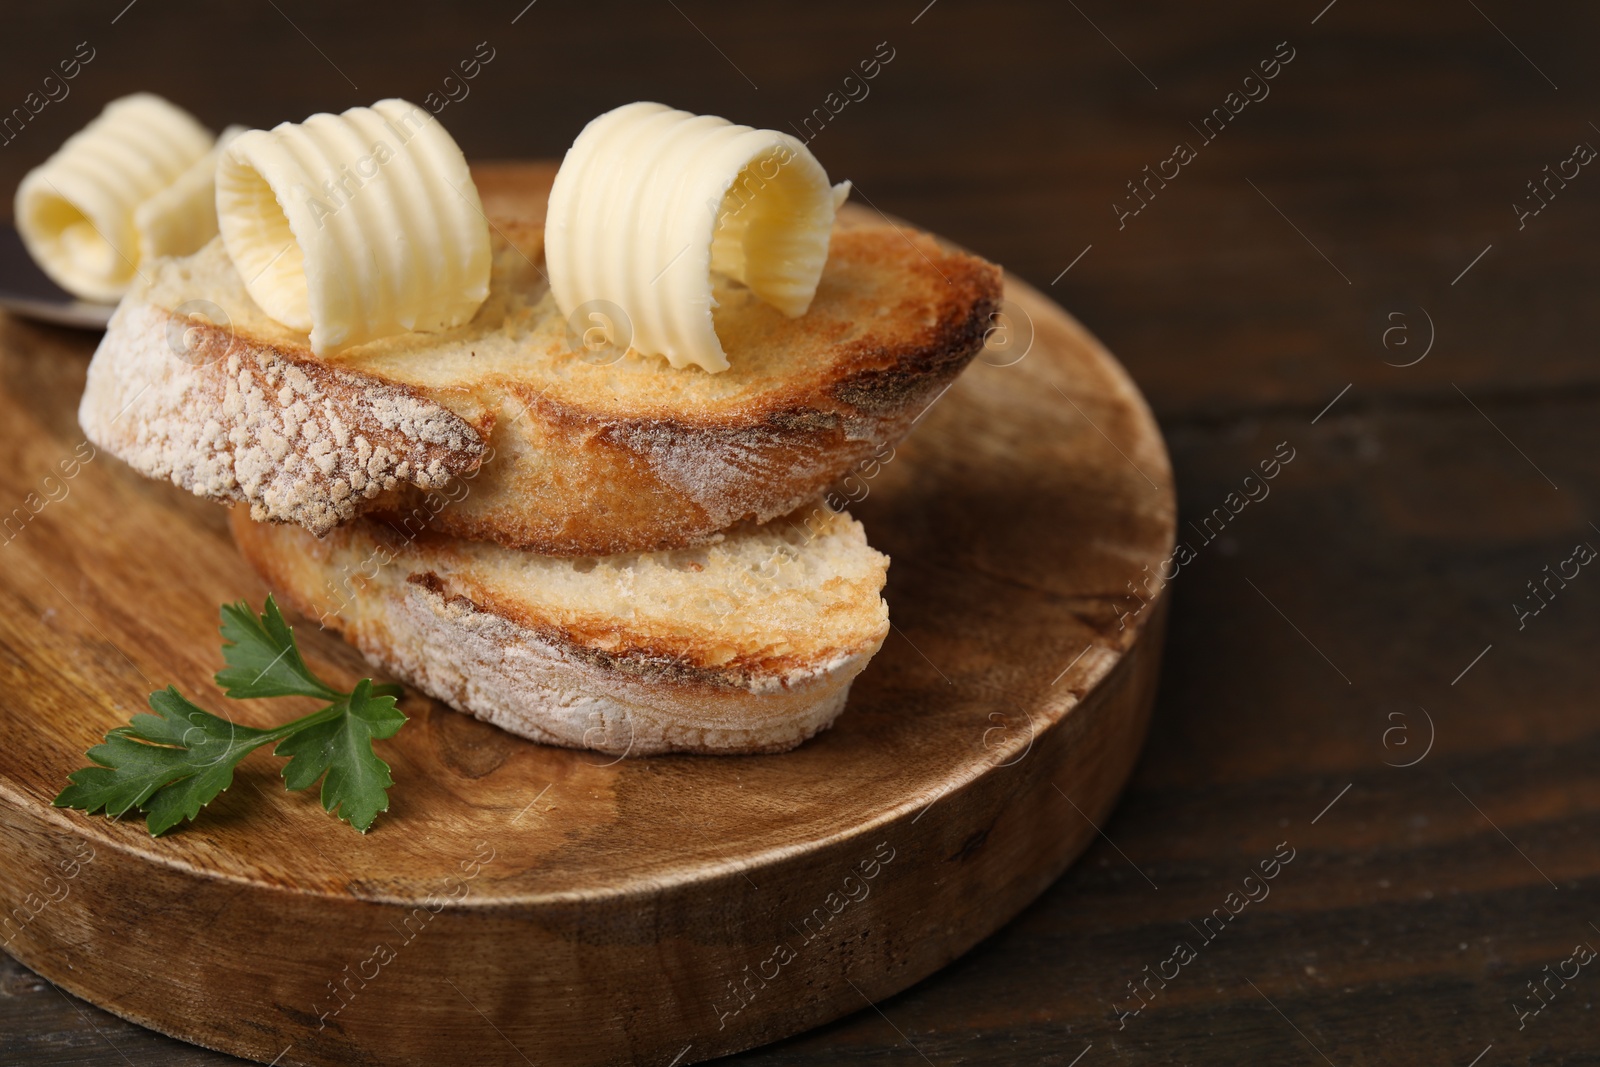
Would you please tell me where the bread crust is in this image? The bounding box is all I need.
[416,229,998,554]
[229,507,888,756]
[80,167,1002,555]
[79,299,489,534]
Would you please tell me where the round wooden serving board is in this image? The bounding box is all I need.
[0,163,1175,1067]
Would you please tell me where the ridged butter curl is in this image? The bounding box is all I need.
[545,102,850,374]
[216,98,491,354]
[15,93,215,302]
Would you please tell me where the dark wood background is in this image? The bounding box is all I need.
[4,1,1598,1064]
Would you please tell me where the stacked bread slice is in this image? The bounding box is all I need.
[80,169,1002,754]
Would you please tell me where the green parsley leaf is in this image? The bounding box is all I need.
[275,680,407,833]
[55,598,408,836]
[54,686,274,835]
[128,688,279,835]
[215,594,344,701]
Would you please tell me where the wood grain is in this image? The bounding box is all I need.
[0,166,1175,1066]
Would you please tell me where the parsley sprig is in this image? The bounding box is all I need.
[54,596,407,836]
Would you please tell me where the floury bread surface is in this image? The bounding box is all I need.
[229,503,890,755]
[81,166,1002,556]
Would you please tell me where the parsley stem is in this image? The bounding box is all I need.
[258,697,350,744]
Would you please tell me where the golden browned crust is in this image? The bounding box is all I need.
[386,228,1001,555]
[83,168,1002,555]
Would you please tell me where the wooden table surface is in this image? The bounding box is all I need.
[3,1,1596,1064]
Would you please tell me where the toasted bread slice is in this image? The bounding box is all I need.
[82,164,1001,555]
[229,501,889,755]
